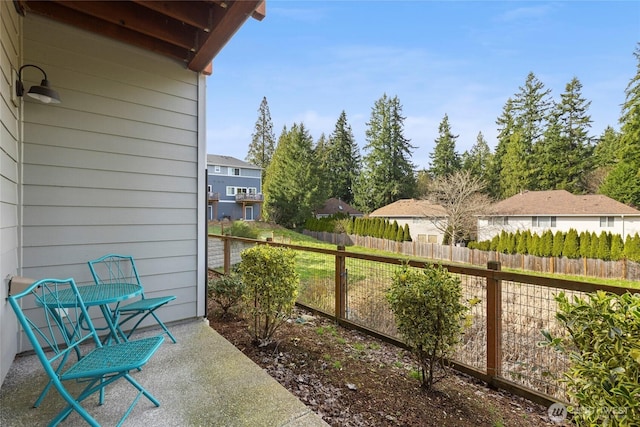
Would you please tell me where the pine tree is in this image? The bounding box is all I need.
[461,132,493,187]
[324,111,361,204]
[600,46,640,207]
[533,78,593,193]
[487,98,516,199]
[263,123,324,229]
[429,114,461,178]
[246,96,276,181]
[500,131,531,197]
[354,94,416,212]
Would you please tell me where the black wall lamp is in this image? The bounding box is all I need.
[16,64,61,104]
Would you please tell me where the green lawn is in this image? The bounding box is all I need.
[208,221,639,289]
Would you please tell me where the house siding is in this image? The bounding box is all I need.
[207,157,262,221]
[10,16,202,354]
[0,0,21,384]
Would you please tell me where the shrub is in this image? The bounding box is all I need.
[579,231,591,258]
[610,234,625,261]
[624,233,640,262]
[208,273,245,317]
[598,231,611,261]
[563,229,580,259]
[386,263,468,389]
[227,220,260,239]
[541,291,640,426]
[552,231,564,257]
[239,245,299,346]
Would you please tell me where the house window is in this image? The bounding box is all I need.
[532,216,556,227]
[214,166,220,173]
[229,167,240,176]
[226,186,236,196]
[600,216,614,227]
[207,185,212,193]
[248,188,257,195]
[488,216,509,226]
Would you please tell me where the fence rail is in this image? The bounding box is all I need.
[303,231,640,281]
[208,234,637,407]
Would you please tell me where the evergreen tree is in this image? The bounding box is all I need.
[354,94,416,212]
[246,96,276,181]
[429,114,461,178]
[597,231,611,260]
[624,233,640,262]
[263,123,324,229]
[563,229,580,259]
[540,230,554,257]
[610,234,625,261]
[403,224,412,242]
[589,232,599,259]
[324,111,361,204]
[500,131,531,197]
[600,46,640,207]
[552,231,565,257]
[593,126,623,168]
[415,169,432,197]
[532,78,593,193]
[487,98,516,199]
[530,234,541,256]
[461,132,493,187]
[517,230,530,254]
[512,72,553,148]
[579,231,591,258]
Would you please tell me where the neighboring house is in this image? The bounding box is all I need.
[315,198,363,218]
[369,199,448,243]
[207,155,262,221]
[1,1,264,385]
[477,190,640,241]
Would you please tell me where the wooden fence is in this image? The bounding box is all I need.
[303,231,640,281]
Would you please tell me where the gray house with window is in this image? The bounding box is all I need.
[207,155,262,221]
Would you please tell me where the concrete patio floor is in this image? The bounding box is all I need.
[0,318,328,427]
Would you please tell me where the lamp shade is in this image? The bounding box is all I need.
[27,79,61,104]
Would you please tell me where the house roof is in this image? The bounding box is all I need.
[207,154,260,170]
[316,198,363,216]
[15,0,265,74]
[369,199,447,218]
[487,190,640,216]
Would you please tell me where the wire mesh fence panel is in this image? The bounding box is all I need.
[296,250,336,315]
[451,273,488,371]
[344,257,398,337]
[499,281,585,401]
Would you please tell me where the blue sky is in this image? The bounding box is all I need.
[206,1,639,170]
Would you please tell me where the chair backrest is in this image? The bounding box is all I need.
[8,278,101,379]
[88,254,143,293]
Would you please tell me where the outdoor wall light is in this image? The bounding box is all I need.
[16,64,61,104]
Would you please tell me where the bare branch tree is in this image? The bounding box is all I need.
[425,171,491,245]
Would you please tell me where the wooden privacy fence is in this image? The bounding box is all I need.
[208,234,637,407]
[303,231,640,281]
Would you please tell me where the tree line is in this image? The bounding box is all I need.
[246,46,640,231]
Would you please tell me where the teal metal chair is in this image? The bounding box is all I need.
[8,278,164,427]
[88,254,177,343]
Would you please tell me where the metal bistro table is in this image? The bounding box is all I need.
[34,282,142,408]
[45,282,143,344]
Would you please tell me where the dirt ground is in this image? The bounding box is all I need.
[207,302,559,427]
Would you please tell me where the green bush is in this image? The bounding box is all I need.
[598,231,612,261]
[552,231,565,257]
[239,245,299,346]
[386,263,468,389]
[227,221,260,239]
[208,272,245,317]
[541,291,640,426]
[624,233,640,262]
[610,234,625,261]
[579,231,591,258]
[563,229,580,259]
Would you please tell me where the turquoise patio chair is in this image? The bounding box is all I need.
[8,278,164,427]
[88,254,177,343]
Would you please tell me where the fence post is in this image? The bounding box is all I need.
[223,236,231,274]
[486,260,502,384]
[335,245,346,321]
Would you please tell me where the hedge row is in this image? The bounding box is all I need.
[305,215,412,242]
[468,229,640,262]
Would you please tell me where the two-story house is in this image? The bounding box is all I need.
[207,155,262,221]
